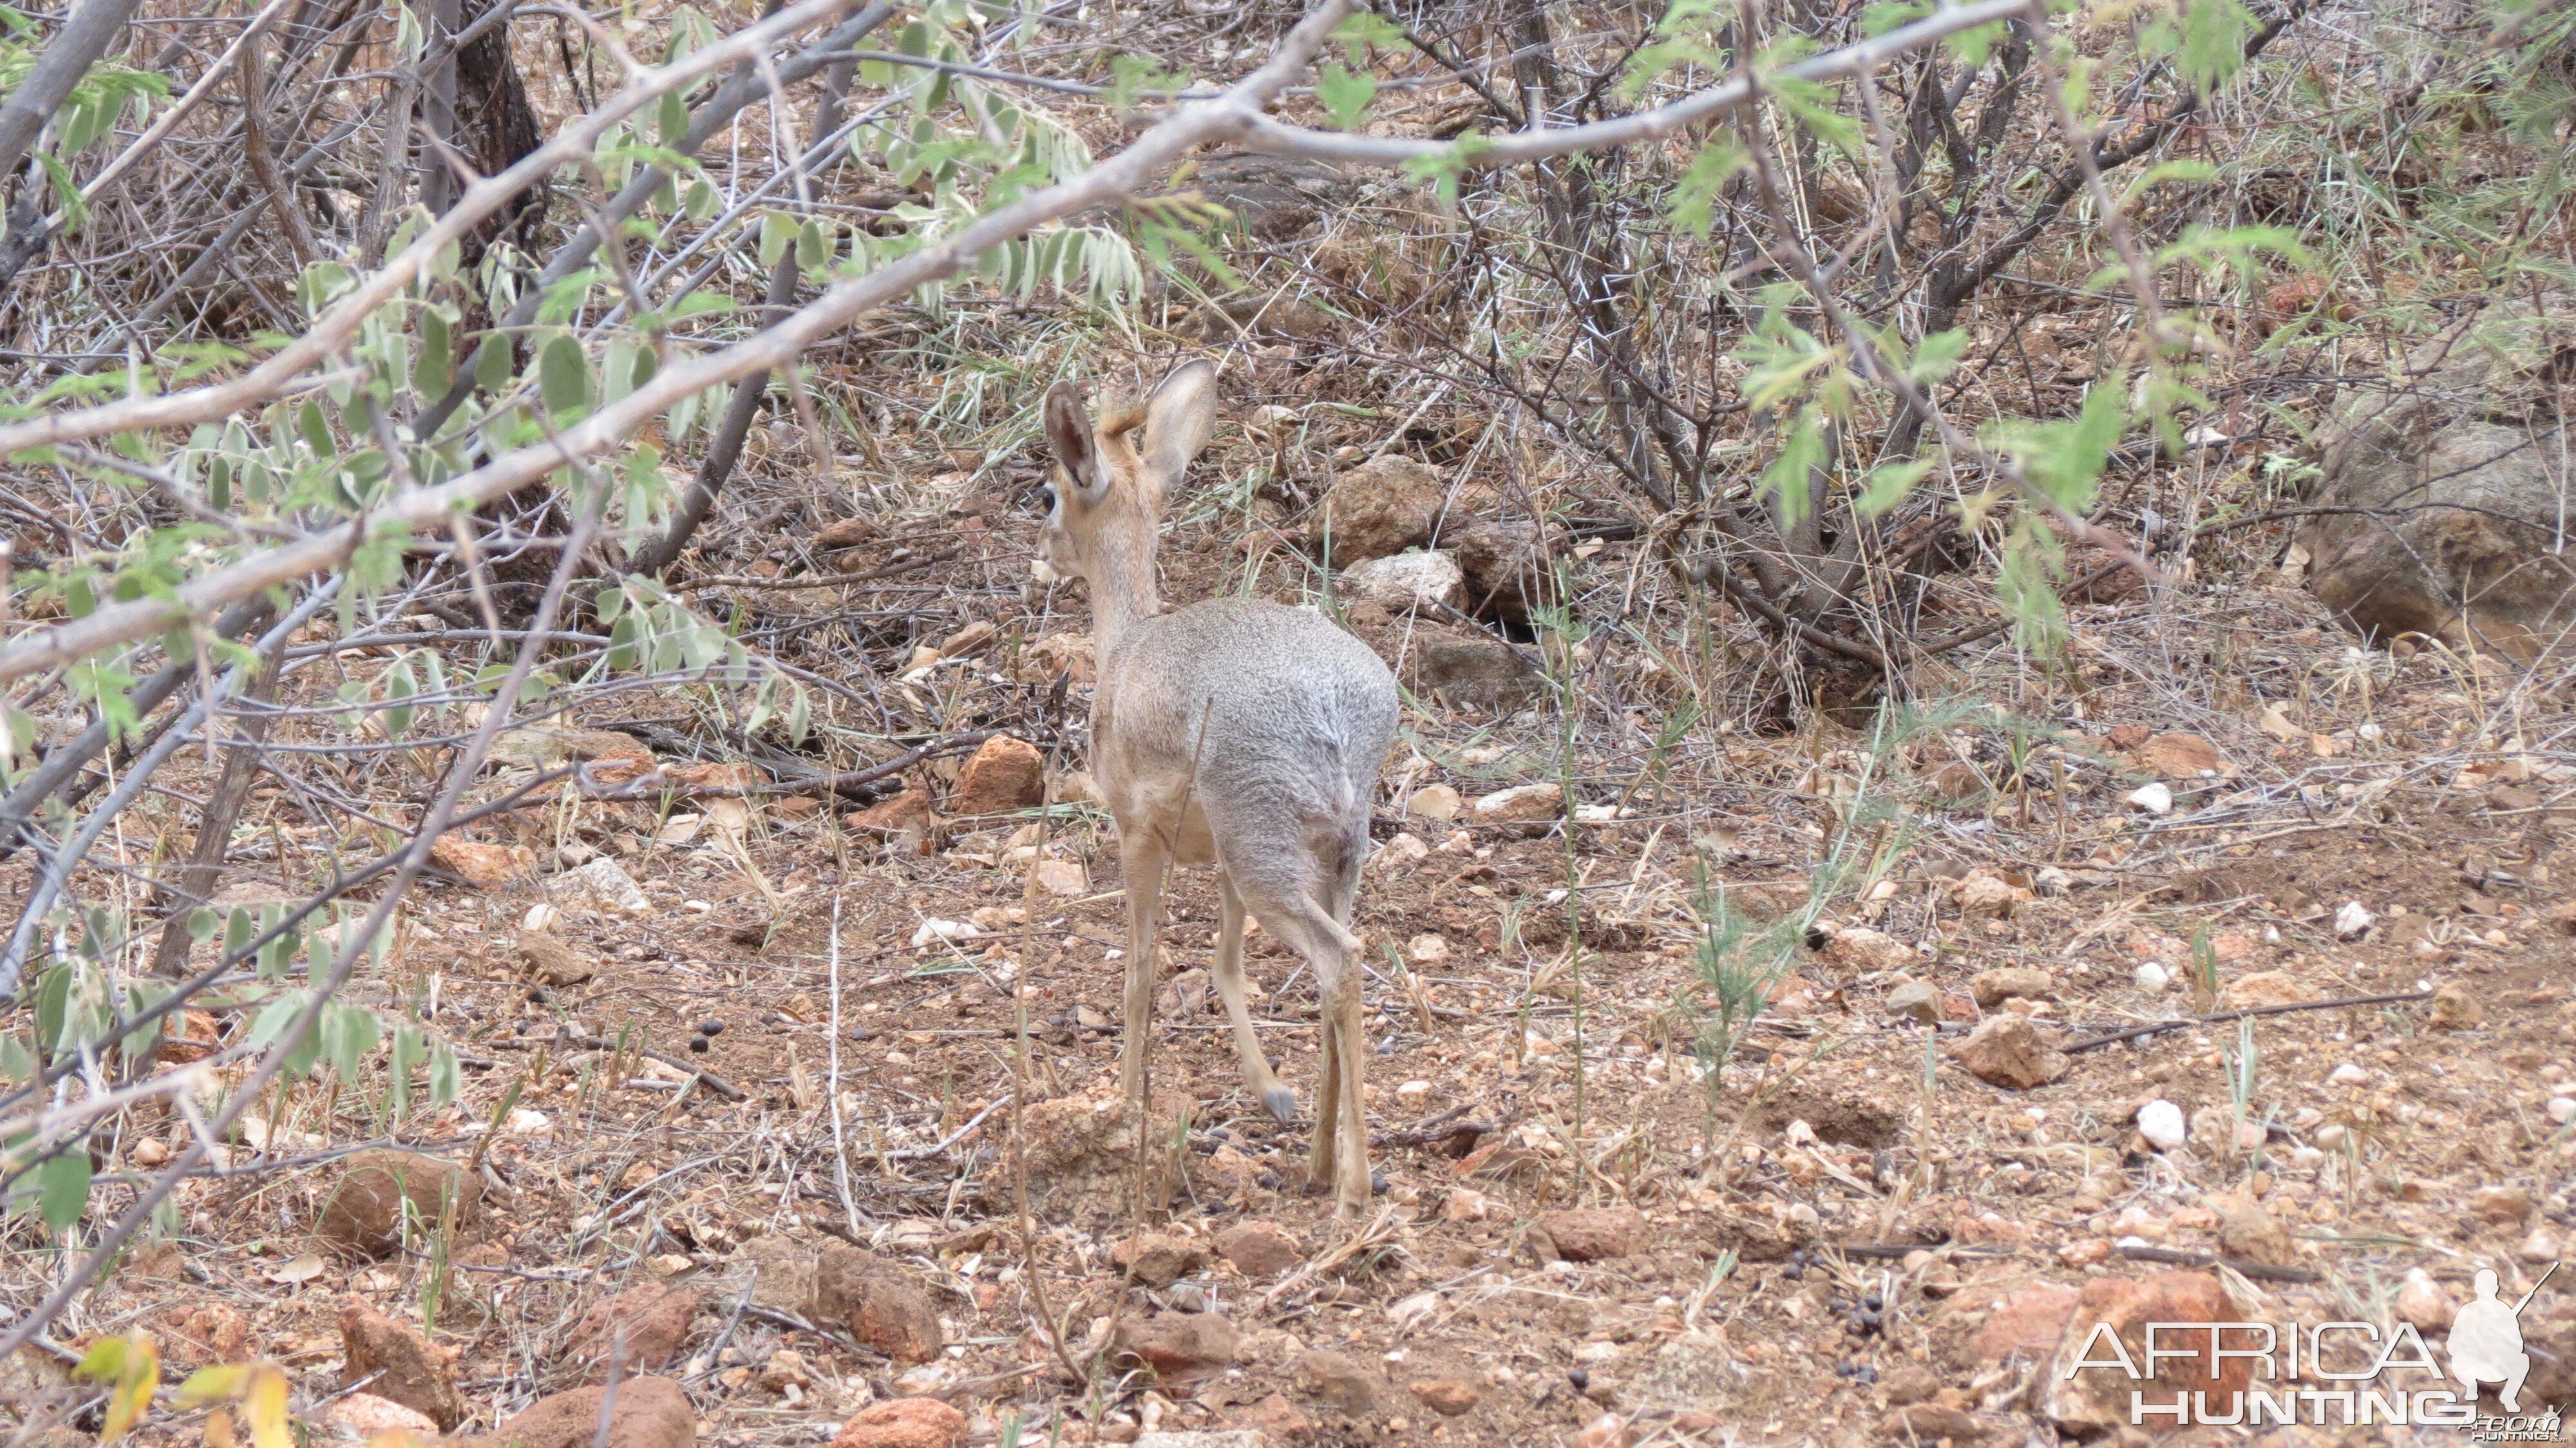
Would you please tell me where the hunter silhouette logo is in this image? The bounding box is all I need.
[2452,1264,2555,1414]
[2061,1262,2563,1434]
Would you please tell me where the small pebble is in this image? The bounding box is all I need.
[1568,1369,1589,1391]
[2550,1098,2576,1125]
[2137,1098,2188,1150]
[688,1037,710,1054]
[2330,1062,2370,1085]
[697,1020,724,1036]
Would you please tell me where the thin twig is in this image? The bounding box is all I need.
[2061,991,2435,1053]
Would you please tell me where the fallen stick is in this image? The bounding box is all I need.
[2060,990,2433,1053]
[2117,1244,2320,1284]
[483,1033,747,1101]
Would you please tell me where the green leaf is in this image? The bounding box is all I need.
[1669,139,1748,238]
[296,398,332,455]
[383,657,417,736]
[1856,457,1937,516]
[1907,329,1972,386]
[323,1003,379,1081]
[2169,0,2258,94]
[37,1151,90,1233]
[388,1025,421,1119]
[33,966,69,1053]
[472,333,513,392]
[1761,414,1830,528]
[1945,19,2009,65]
[429,1041,460,1107]
[1331,12,1406,58]
[537,333,589,420]
[1317,63,1378,131]
[1998,513,2070,652]
[759,210,795,269]
[668,292,735,319]
[415,307,452,397]
[1862,0,1931,32]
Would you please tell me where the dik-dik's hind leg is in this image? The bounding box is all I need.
[1321,958,1370,1217]
[1117,832,1171,1110]
[1264,899,1371,1217]
[1213,873,1294,1123]
[1307,995,1341,1188]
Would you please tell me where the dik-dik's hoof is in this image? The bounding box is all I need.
[1262,1087,1298,1124]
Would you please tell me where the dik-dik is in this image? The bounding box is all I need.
[1036,360,1399,1217]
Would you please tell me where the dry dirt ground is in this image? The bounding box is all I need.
[11,473,2576,1448]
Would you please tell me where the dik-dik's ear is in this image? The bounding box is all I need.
[1043,381,1104,499]
[1141,360,1218,486]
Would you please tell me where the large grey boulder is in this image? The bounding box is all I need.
[2298,296,2576,656]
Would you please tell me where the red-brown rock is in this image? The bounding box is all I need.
[1883,1404,1983,1440]
[430,835,530,886]
[478,1377,693,1448]
[1115,1312,1238,1379]
[1213,1221,1302,1279]
[1530,1208,1647,1262]
[829,1398,965,1448]
[161,1302,249,1369]
[666,762,766,794]
[2040,1272,2259,1435]
[1110,1233,1209,1288]
[947,735,1045,817]
[1947,1015,2068,1089]
[1233,1393,1315,1439]
[844,788,934,837]
[316,1150,480,1258]
[341,1303,466,1429]
[567,1282,703,1377]
[815,518,876,551]
[2136,732,2227,778]
[1410,1378,1480,1415]
[815,1247,945,1364]
[1970,1282,2078,1364]
[1295,1349,1383,1414]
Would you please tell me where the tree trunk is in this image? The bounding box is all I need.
[451,0,545,265]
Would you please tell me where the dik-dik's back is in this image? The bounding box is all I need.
[1094,597,1398,873]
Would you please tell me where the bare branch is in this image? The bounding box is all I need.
[0,0,1359,684]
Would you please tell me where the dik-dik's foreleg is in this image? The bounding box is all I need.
[1213,873,1295,1123]
[1116,832,1171,1109]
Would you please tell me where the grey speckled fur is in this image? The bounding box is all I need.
[1037,361,1399,1216]
[1094,596,1397,902]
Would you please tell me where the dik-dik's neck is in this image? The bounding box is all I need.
[1084,526,1160,655]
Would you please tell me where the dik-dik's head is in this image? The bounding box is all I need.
[1036,360,1218,588]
